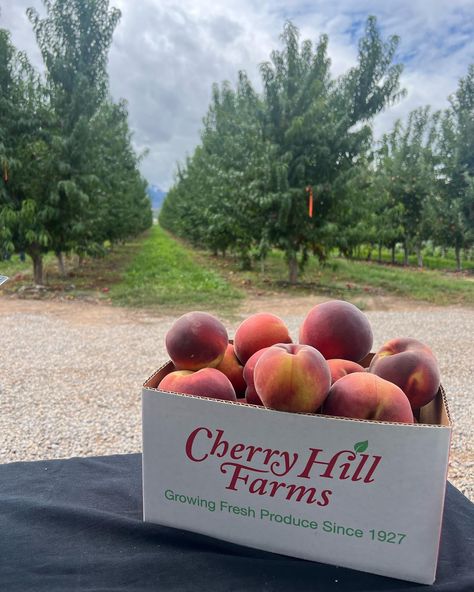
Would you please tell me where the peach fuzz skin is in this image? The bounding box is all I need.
[158,368,237,402]
[165,311,228,371]
[323,372,414,423]
[299,300,373,362]
[233,313,292,365]
[243,348,270,406]
[369,338,440,409]
[254,344,331,413]
[327,359,365,384]
[215,344,247,397]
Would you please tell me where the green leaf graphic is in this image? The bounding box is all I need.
[354,440,368,453]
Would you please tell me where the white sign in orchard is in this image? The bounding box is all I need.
[142,370,451,585]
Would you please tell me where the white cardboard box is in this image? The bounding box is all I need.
[142,362,451,585]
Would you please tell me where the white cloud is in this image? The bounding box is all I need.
[1,0,473,189]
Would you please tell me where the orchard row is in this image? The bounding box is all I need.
[160,20,473,279]
[0,4,152,285]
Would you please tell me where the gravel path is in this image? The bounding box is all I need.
[0,298,472,501]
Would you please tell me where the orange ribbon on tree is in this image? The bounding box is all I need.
[305,185,313,218]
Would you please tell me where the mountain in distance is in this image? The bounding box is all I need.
[147,184,167,210]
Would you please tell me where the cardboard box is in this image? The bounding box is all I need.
[142,361,451,585]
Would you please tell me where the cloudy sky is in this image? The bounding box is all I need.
[1,0,473,190]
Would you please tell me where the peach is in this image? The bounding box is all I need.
[158,368,236,401]
[233,313,292,364]
[369,338,440,409]
[323,372,414,423]
[299,300,373,362]
[254,344,331,413]
[242,347,269,406]
[327,359,365,384]
[215,344,246,397]
[165,311,228,371]
[245,387,264,406]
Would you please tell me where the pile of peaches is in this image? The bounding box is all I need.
[158,300,441,424]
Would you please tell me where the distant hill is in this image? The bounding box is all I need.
[147,185,167,210]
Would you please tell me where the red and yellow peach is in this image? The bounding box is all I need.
[299,300,373,362]
[253,343,331,413]
[243,348,270,406]
[234,313,292,365]
[369,338,440,409]
[165,311,228,371]
[323,372,414,423]
[215,344,246,397]
[327,359,365,384]
[158,368,237,401]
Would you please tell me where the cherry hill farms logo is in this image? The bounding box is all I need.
[185,428,382,507]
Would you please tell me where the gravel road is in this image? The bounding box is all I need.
[0,298,472,500]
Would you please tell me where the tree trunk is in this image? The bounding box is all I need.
[391,243,396,264]
[455,246,462,271]
[260,257,265,274]
[415,244,423,268]
[403,240,409,266]
[378,242,382,263]
[288,252,298,284]
[56,251,66,277]
[239,250,252,271]
[32,252,44,285]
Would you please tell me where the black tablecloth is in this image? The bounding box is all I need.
[0,453,473,591]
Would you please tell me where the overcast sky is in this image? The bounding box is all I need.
[1,0,473,190]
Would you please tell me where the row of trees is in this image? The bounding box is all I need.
[0,1,152,284]
[160,18,474,280]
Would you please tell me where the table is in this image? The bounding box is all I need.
[1,453,473,591]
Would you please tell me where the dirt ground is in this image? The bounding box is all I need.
[0,291,433,324]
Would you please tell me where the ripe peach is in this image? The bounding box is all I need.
[327,359,365,384]
[233,313,292,364]
[215,344,246,397]
[369,338,440,409]
[242,347,269,406]
[299,300,373,362]
[254,344,331,413]
[323,372,414,423]
[158,368,237,401]
[245,387,264,406]
[165,311,228,371]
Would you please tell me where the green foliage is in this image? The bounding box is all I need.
[375,107,440,266]
[429,67,474,269]
[0,2,151,284]
[160,72,275,268]
[160,17,473,281]
[161,17,405,282]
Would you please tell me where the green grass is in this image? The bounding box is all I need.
[2,227,472,309]
[201,247,474,307]
[0,228,243,313]
[356,245,474,272]
[0,242,144,299]
[321,258,474,306]
[110,225,243,313]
